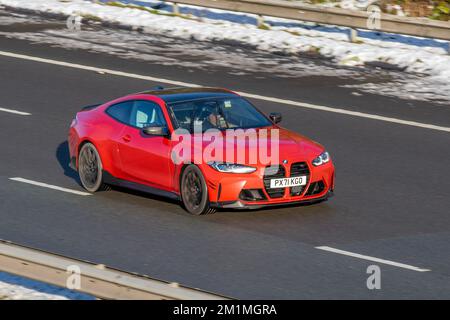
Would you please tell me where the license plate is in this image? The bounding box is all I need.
[270,176,307,188]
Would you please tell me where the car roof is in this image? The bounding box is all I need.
[137,87,238,104]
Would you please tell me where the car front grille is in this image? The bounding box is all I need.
[263,165,286,198]
[263,162,311,199]
[290,162,310,196]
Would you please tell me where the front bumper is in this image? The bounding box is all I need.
[211,190,334,210]
[202,160,335,208]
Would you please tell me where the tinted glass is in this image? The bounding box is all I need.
[106,100,166,128]
[106,101,133,124]
[130,100,166,128]
[168,97,271,132]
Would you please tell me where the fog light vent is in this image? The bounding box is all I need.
[239,189,266,201]
[306,180,325,196]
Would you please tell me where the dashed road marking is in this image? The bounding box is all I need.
[9,177,92,196]
[316,246,431,272]
[0,107,31,116]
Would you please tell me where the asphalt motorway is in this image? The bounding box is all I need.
[1,11,450,299]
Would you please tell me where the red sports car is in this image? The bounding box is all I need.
[68,87,334,215]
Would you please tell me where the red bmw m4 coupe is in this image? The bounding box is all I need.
[68,87,335,215]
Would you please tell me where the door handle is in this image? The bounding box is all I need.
[122,134,131,142]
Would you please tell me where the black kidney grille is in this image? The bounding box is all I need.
[263,165,286,198]
[290,162,310,196]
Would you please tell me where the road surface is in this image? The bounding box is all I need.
[0,9,449,299]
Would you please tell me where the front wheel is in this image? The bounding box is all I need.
[181,165,216,215]
[78,142,110,193]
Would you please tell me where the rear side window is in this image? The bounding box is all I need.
[106,100,167,129]
[130,100,166,128]
[106,101,133,124]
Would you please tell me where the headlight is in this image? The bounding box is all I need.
[312,151,330,167]
[208,162,256,174]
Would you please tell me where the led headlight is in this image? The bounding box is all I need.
[312,151,330,167]
[208,162,257,174]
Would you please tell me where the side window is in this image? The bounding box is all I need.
[130,100,166,128]
[106,101,133,124]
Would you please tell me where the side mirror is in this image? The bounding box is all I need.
[269,112,282,124]
[142,125,169,137]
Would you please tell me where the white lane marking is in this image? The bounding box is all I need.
[238,93,450,134]
[9,177,91,196]
[0,50,199,88]
[1,50,450,133]
[0,107,31,116]
[316,246,431,272]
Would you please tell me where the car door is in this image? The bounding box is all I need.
[117,100,173,190]
[103,100,133,177]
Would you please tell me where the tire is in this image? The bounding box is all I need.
[180,165,216,215]
[78,142,111,193]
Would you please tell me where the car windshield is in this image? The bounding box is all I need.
[168,97,272,132]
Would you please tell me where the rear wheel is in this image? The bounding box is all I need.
[78,142,110,193]
[181,165,216,215]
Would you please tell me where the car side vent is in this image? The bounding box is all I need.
[305,180,325,196]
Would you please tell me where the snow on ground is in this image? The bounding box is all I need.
[0,21,358,78]
[4,10,450,104]
[0,0,449,102]
[0,271,94,300]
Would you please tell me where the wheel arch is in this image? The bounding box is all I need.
[179,163,216,215]
[177,163,190,193]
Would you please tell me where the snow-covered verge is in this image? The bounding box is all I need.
[0,271,94,300]
[0,0,449,97]
[99,0,449,20]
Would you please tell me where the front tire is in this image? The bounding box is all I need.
[181,165,216,215]
[78,142,110,193]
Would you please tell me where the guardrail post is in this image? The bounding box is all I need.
[173,2,180,15]
[257,15,265,28]
[349,28,358,42]
[448,42,450,55]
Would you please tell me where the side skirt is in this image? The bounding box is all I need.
[102,171,180,201]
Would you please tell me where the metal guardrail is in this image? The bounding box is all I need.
[0,240,229,300]
[170,0,450,42]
